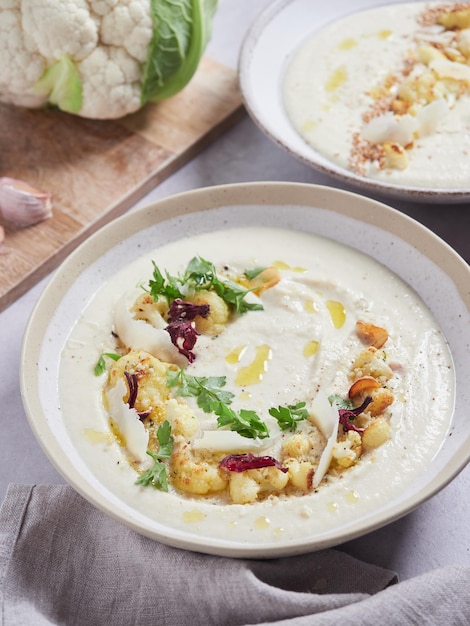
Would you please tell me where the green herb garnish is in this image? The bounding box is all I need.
[146,256,263,314]
[328,394,355,410]
[244,266,267,280]
[212,277,263,314]
[214,404,270,440]
[166,368,235,412]
[269,402,309,431]
[167,368,269,439]
[94,352,121,376]
[148,262,182,303]
[135,421,173,491]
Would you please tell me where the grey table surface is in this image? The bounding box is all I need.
[1,0,469,582]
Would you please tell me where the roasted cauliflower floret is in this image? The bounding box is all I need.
[187,289,230,336]
[332,431,362,469]
[382,142,409,171]
[255,466,290,491]
[281,433,311,460]
[170,444,227,495]
[227,466,289,504]
[361,387,394,417]
[362,417,392,449]
[227,472,259,504]
[164,398,198,439]
[108,350,173,421]
[131,293,168,328]
[285,459,315,491]
[391,98,412,115]
[398,69,445,105]
[280,425,325,465]
[351,347,393,383]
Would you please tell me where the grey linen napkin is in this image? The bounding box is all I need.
[0,485,468,626]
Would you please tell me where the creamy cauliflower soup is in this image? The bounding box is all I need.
[59,227,454,542]
[283,2,470,188]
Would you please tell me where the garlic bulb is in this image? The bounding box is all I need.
[0,177,52,227]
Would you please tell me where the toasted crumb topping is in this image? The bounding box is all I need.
[348,2,470,176]
[418,2,470,27]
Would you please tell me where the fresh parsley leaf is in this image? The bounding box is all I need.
[135,452,169,491]
[156,419,173,458]
[166,368,269,439]
[215,404,270,439]
[135,421,174,491]
[183,256,261,314]
[166,368,198,395]
[148,261,165,295]
[145,256,264,314]
[166,369,234,411]
[244,267,267,280]
[269,402,309,431]
[183,256,216,288]
[328,394,355,410]
[212,278,264,314]
[148,261,184,303]
[94,355,107,376]
[94,352,121,376]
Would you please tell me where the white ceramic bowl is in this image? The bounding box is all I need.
[239,0,470,203]
[21,182,470,557]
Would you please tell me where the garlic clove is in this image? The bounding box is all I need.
[0,177,52,227]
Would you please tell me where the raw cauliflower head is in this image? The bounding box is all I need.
[0,0,217,119]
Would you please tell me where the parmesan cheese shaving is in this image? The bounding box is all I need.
[192,416,282,453]
[309,391,340,488]
[416,98,449,136]
[106,378,149,463]
[429,57,470,82]
[361,112,418,146]
[114,294,183,364]
[192,430,270,452]
[308,391,338,438]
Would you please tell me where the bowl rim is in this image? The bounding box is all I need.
[20,181,470,557]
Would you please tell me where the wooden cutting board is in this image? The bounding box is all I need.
[0,57,245,312]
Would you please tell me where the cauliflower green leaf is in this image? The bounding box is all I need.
[34,56,83,114]
[142,0,218,103]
